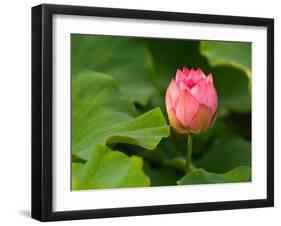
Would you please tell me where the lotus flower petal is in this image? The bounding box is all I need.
[168,109,188,133]
[190,74,217,114]
[190,104,212,133]
[176,69,187,82]
[166,79,180,113]
[175,90,200,128]
[187,68,205,85]
[182,66,190,75]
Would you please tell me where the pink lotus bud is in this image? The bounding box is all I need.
[165,67,217,134]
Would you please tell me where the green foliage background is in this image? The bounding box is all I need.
[71,34,252,189]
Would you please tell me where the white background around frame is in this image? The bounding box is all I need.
[0,0,280,226]
[53,14,267,211]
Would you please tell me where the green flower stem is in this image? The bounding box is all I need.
[185,133,193,174]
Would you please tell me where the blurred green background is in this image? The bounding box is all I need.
[71,34,252,190]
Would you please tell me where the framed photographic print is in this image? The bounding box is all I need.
[31,4,274,221]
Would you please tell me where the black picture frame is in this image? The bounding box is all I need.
[32,3,274,222]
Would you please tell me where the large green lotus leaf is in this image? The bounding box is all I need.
[212,66,251,114]
[178,166,251,185]
[72,71,169,160]
[200,41,251,77]
[143,162,183,186]
[200,41,252,112]
[72,35,155,105]
[72,145,150,190]
[108,143,185,185]
[193,121,251,173]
